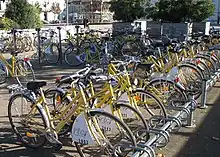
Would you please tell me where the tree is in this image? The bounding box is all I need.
[109,0,150,22]
[4,0,42,29]
[149,0,215,22]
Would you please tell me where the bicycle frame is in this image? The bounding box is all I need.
[25,83,107,145]
[0,53,16,76]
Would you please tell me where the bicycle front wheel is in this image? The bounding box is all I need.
[74,110,137,157]
[64,47,85,66]
[8,93,47,148]
[0,59,8,84]
[15,59,35,86]
[44,43,60,64]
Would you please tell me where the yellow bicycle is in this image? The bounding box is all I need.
[0,50,35,85]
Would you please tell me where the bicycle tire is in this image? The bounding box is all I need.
[15,59,35,87]
[0,59,8,84]
[64,46,85,66]
[44,43,60,64]
[195,55,216,73]
[75,109,137,157]
[114,103,150,142]
[44,88,73,136]
[8,93,47,148]
[148,79,188,105]
[178,63,203,99]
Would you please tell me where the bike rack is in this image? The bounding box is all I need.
[131,64,220,156]
[36,28,41,64]
[57,27,62,65]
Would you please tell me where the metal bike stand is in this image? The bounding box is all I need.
[199,78,208,109]
[57,27,62,64]
[131,102,192,157]
[185,95,196,128]
[36,28,41,65]
[75,25,80,55]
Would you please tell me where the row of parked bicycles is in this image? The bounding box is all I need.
[4,26,220,157]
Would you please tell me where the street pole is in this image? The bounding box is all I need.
[100,0,102,23]
[66,0,69,25]
[218,0,220,24]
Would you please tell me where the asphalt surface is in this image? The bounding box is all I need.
[0,52,220,157]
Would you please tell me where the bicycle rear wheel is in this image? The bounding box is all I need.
[74,110,137,157]
[8,93,47,148]
[44,88,73,136]
[178,64,203,99]
[64,47,86,66]
[15,59,35,86]
[0,59,8,84]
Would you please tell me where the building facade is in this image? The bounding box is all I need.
[208,0,220,23]
[60,0,113,23]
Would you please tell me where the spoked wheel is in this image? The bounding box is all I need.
[116,89,167,128]
[110,103,149,143]
[178,64,203,99]
[121,40,141,56]
[64,47,85,66]
[44,88,73,136]
[74,110,137,157]
[15,60,35,86]
[44,43,60,64]
[0,60,8,84]
[148,79,188,115]
[8,93,47,148]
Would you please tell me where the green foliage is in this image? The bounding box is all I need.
[109,0,149,22]
[150,0,215,22]
[5,0,42,29]
[0,17,19,30]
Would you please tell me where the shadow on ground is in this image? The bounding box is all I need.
[0,125,78,157]
[174,87,220,157]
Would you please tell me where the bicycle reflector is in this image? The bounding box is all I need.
[211,51,216,57]
[56,77,61,83]
[196,59,201,65]
[26,132,34,137]
[24,58,30,62]
[174,77,180,83]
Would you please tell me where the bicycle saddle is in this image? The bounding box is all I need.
[27,81,47,91]
[40,37,47,40]
[135,63,154,72]
[10,50,22,55]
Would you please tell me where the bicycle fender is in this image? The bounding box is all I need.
[36,103,50,128]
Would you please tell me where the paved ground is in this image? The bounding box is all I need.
[0,52,220,157]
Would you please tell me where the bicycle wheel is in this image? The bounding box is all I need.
[23,37,31,52]
[148,79,188,108]
[114,103,150,142]
[64,46,85,66]
[74,110,137,157]
[44,88,73,136]
[178,64,203,99]
[15,59,35,86]
[121,40,141,56]
[43,43,60,64]
[0,60,8,84]
[195,55,216,74]
[8,93,47,148]
[16,38,25,52]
